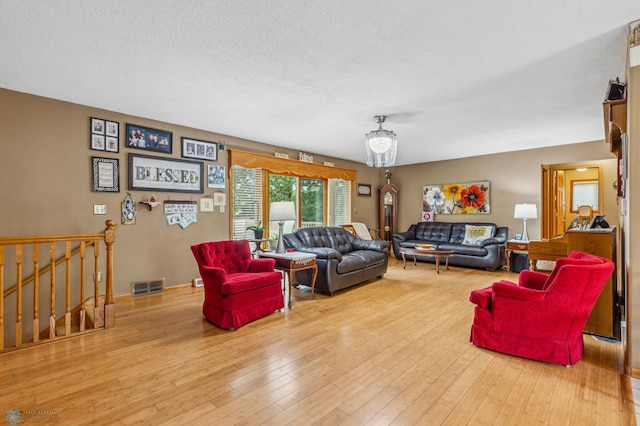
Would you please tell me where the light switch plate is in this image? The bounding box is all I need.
[93,204,107,215]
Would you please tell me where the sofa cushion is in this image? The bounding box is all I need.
[449,223,496,244]
[437,243,488,256]
[336,253,366,274]
[462,224,494,246]
[414,222,452,243]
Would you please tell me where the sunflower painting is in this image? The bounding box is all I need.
[423,181,490,215]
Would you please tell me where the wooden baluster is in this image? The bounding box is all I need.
[104,220,116,329]
[33,245,39,343]
[49,242,56,339]
[64,242,71,336]
[79,242,86,332]
[0,247,4,351]
[16,245,22,346]
[94,241,99,329]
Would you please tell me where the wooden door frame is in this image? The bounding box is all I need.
[541,163,603,239]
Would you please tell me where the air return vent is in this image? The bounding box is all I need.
[131,278,165,296]
[192,277,203,288]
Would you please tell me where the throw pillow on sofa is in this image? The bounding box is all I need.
[462,225,493,246]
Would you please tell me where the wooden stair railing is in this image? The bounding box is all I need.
[0,220,117,351]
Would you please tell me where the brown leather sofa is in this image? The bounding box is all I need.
[283,226,389,295]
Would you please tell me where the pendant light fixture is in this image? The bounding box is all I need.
[365,115,397,167]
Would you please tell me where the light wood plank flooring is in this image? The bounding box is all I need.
[0,259,634,425]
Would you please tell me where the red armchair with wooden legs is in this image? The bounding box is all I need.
[469,251,614,365]
[191,240,284,330]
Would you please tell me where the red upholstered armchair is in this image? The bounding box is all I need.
[469,251,614,365]
[191,240,284,330]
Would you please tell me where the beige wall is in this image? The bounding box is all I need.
[0,89,382,296]
[392,145,617,241]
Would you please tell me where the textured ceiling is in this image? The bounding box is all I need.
[1,1,639,165]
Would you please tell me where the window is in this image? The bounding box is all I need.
[231,166,263,240]
[570,180,599,212]
[229,150,355,240]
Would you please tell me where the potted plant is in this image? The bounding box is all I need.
[246,222,267,239]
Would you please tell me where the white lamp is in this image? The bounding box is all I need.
[270,201,296,253]
[365,115,397,167]
[513,203,538,241]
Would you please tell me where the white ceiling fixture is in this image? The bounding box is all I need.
[365,115,397,167]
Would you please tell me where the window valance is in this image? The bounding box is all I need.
[229,149,356,181]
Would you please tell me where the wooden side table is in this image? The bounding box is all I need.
[258,251,318,308]
[505,239,529,272]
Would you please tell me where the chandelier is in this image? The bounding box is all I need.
[365,115,397,167]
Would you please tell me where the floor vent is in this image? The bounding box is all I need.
[131,278,165,296]
[192,278,204,288]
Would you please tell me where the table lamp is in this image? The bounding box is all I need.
[513,203,538,241]
[269,201,296,253]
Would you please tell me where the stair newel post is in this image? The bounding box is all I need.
[32,244,39,343]
[104,220,117,329]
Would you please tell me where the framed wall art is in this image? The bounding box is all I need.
[423,181,490,215]
[182,137,218,161]
[91,117,119,152]
[357,183,372,197]
[207,165,225,188]
[128,153,203,193]
[125,123,172,154]
[91,156,120,192]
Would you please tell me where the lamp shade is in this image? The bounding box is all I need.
[514,203,538,219]
[269,201,296,222]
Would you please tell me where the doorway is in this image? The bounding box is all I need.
[541,163,603,239]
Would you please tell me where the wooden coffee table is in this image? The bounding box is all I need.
[399,247,455,274]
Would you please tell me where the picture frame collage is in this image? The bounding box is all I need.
[91,117,119,153]
[90,118,224,194]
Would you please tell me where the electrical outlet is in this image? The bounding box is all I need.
[94,271,103,282]
[219,205,225,213]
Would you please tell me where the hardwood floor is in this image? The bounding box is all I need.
[0,259,634,425]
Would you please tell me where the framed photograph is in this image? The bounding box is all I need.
[208,164,225,188]
[125,123,172,154]
[91,117,119,152]
[91,134,105,151]
[357,183,372,197]
[105,120,119,137]
[589,214,608,229]
[128,153,203,193]
[91,117,105,134]
[91,157,120,192]
[106,136,119,153]
[181,137,218,161]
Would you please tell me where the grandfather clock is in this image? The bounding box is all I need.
[379,183,398,244]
